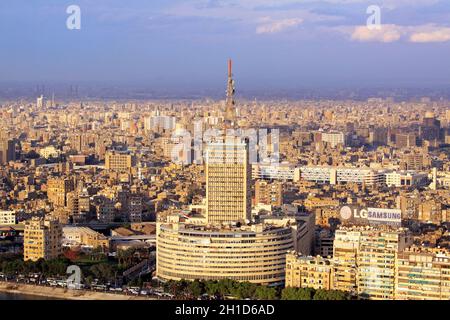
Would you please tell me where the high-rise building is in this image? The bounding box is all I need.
[205,138,251,224]
[156,60,314,285]
[396,133,416,148]
[24,217,62,261]
[0,210,16,225]
[92,195,115,223]
[421,112,441,142]
[0,135,16,165]
[404,153,424,171]
[36,95,45,109]
[128,196,143,223]
[333,228,360,293]
[369,127,388,146]
[357,228,412,300]
[47,177,76,207]
[321,132,345,148]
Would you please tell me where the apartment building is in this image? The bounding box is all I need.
[0,210,16,225]
[47,177,75,207]
[24,217,62,261]
[285,252,334,290]
[105,151,136,171]
[254,180,283,206]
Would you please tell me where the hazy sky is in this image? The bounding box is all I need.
[1,0,450,90]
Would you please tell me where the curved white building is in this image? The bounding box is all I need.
[156,216,314,285]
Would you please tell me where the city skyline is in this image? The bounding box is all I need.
[2,1,450,305]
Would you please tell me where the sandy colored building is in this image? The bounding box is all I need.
[285,251,334,290]
[157,216,311,285]
[62,226,110,250]
[47,177,75,207]
[205,139,251,224]
[255,180,283,206]
[0,210,16,225]
[333,225,413,299]
[24,217,62,261]
[105,151,136,171]
[395,247,450,300]
[357,227,412,300]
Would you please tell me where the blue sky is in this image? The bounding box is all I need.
[1,0,450,90]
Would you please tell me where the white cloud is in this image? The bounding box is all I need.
[165,0,343,29]
[409,27,450,43]
[350,24,403,43]
[340,24,450,43]
[256,18,303,34]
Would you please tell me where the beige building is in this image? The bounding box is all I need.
[285,252,334,290]
[47,177,75,207]
[396,247,450,300]
[418,199,443,224]
[205,139,251,224]
[333,226,413,299]
[24,217,62,261]
[255,180,283,206]
[396,133,416,148]
[0,138,15,165]
[357,227,412,300]
[105,151,136,171]
[62,226,110,250]
[333,228,360,293]
[157,216,308,285]
[305,197,340,210]
[0,210,16,225]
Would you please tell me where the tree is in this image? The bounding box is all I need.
[46,258,70,276]
[89,263,115,283]
[188,280,205,298]
[217,279,236,296]
[205,280,219,297]
[255,286,278,300]
[117,248,135,268]
[313,289,349,300]
[296,287,315,300]
[281,287,315,300]
[281,287,299,300]
[231,282,257,299]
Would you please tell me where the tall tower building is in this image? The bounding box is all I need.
[224,59,236,129]
[205,137,251,224]
[37,95,45,109]
[0,133,16,165]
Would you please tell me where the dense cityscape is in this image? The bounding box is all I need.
[0,57,449,301]
[2,1,450,310]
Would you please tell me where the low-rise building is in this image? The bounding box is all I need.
[285,252,334,290]
[0,210,16,225]
[62,226,110,250]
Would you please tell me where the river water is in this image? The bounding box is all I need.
[0,292,61,300]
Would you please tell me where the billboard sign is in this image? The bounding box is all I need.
[340,206,401,227]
